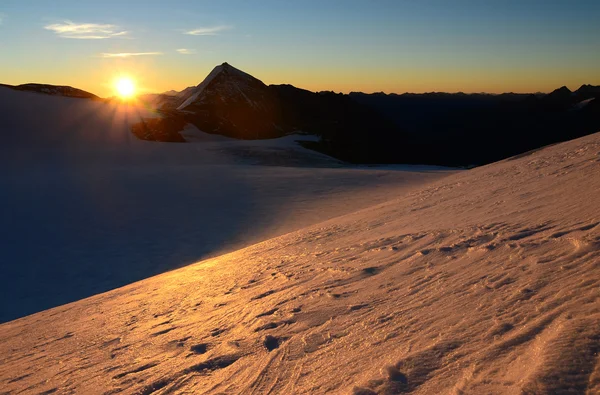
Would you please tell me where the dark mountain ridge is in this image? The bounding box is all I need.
[140,63,598,166]
[141,63,399,153]
[0,83,99,100]
[4,65,598,167]
[345,84,600,165]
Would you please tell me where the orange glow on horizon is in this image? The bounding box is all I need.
[4,61,594,99]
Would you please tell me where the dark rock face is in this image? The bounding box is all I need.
[161,63,399,152]
[346,85,600,166]
[131,116,186,143]
[178,63,283,139]
[575,84,600,99]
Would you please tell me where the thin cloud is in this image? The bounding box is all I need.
[176,48,196,55]
[45,21,128,39]
[0,13,5,25]
[99,52,163,58]
[184,25,232,36]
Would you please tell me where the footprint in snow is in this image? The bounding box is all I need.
[190,343,210,354]
[263,335,285,351]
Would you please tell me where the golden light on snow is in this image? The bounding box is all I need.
[115,77,136,99]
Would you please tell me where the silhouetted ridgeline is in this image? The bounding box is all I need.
[135,64,599,167]
[0,83,99,100]
[6,66,598,167]
[344,85,600,166]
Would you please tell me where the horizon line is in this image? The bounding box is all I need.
[1,80,591,100]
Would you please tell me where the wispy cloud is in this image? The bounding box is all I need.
[0,13,5,25]
[176,48,196,55]
[184,25,232,36]
[99,52,163,58]
[45,21,128,39]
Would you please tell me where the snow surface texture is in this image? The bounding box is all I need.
[0,87,452,322]
[1,119,599,392]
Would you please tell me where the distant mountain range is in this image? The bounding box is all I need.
[135,63,599,166]
[0,83,99,100]
[3,64,599,167]
[136,63,396,148]
[350,85,600,132]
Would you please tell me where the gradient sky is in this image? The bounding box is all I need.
[1,0,599,97]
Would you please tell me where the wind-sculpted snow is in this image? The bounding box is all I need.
[1,130,598,394]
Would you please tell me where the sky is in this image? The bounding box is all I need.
[0,0,599,97]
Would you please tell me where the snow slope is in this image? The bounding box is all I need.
[1,128,598,393]
[176,64,226,110]
[0,86,453,322]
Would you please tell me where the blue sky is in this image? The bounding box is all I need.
[0,0,599,96]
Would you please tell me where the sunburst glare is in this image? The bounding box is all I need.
[115,77,136,99]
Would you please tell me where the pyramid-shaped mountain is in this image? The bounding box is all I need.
[164,62,399,144]
[173,63,282,139]
[176,63,271,110]
[147,63,600,166]
[546,85,573,100]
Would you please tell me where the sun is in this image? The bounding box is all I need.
[115,77,136,99]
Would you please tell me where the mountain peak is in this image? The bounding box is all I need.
[546,85,573,100]
[176,63,264,111]
[575,84,600,96]
[214,62,254,80]
[555,86,572,93]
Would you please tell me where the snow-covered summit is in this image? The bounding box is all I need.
[170,62,286,139]
[176,62,265,110]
